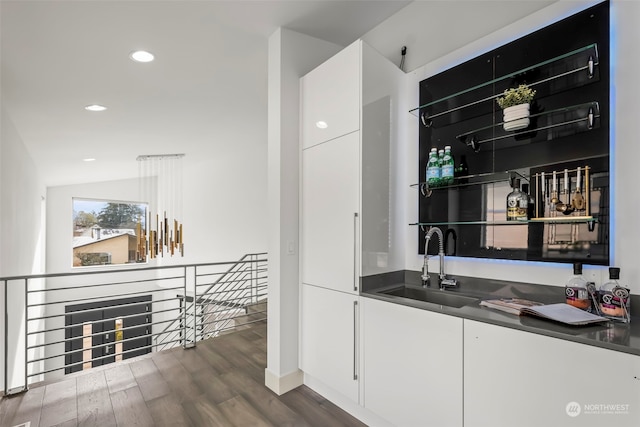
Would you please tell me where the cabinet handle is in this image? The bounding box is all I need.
[353,300,358,380]
[353,212,359,291]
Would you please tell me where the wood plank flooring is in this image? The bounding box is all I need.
[0,322,367,427]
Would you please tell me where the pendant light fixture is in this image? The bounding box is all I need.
[137,154,185,259]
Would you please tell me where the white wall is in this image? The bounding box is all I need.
[362,0,556,73]
[47,158,267,273]
[1,107,46,392]
[266,27,342,394]
[362,0,639,293]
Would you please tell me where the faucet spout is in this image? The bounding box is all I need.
[422,227,457,289]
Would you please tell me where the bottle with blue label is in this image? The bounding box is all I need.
[426,148,441,187]
[441,145,454,185]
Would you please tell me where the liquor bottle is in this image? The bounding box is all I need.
[599,267,631,323]
[441,146,455,186]
[565,262,590,311]
[521,183,535,219]
[506,178,527,221]
[426,148,441,188]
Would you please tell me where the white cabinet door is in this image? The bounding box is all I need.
[301,41,360,149]
[300,284,359,402]
[301,132,360,293]
[464,319,640,427]
[362,298,463,427]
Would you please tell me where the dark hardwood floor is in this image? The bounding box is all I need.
[0,321,367,427]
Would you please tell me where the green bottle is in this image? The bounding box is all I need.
[426,148,441,187]
[442,146,454,185]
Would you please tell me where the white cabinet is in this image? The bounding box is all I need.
[299,39,403,416]
[301,132,359,293]
[464,319,640,427]
[362,297,464,427]
[300,39,403,294]
[300,284,359,402]
[301,41,360,149]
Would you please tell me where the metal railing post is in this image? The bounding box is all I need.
[182,266,188,348]
[191,266,197,348]
[250,254,254,305]
[24,278,28,392]
[4,279,8,395]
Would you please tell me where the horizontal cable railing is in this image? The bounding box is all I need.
[1,252,267,395]
[154,253,268,351]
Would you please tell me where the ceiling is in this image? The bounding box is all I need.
[1,0,411,187]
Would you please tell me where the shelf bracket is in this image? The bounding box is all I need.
[469,135,480,152]
[420,183,432,198]
[587,106,595,129]
[587,55,595,79]
[420,110,433,128]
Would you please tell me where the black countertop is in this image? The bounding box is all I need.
[361,272,640,357]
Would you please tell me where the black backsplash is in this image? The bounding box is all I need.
[418,1,610,265]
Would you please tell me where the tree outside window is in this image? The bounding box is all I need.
[72,199,147,267]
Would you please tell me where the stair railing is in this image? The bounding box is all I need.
[153,252,267,350]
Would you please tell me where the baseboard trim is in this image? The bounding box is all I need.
[264,368,303,395]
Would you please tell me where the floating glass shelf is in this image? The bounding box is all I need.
[410,216,596,227]
[411,170,528,197]
[409,43,599,124]
[458,102,599,151]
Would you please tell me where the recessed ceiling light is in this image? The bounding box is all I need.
[315,121,328,129]
[130,50,155,63]
[85,104,107,112]
[83,158,96,162]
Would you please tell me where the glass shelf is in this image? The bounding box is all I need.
[457,102,599,150]
[410,216,597,227]
[409,43,599,122]
[411,170,528,197]
[456,102,598,141]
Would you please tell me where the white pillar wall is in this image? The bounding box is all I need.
[1,108,47,392]
[265,28,341,394]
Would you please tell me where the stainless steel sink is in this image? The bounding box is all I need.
[379,286,479,308]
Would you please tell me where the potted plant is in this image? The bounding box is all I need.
[496,84,536,131]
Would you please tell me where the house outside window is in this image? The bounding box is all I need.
[72,198,147,267]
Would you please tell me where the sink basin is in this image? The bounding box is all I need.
[379,286,479,308]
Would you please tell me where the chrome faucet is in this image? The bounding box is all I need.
[421,227,458,290]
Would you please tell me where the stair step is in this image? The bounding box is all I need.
[246,299,267,314]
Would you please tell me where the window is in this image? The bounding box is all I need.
[72,198,147,267]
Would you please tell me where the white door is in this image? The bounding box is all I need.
[464,319,640,427]
[301,41,360,149]
[300,284,359,402]
[301,131,360,293]
[362,298,463,427]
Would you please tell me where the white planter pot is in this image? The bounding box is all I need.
[503,103,530,131]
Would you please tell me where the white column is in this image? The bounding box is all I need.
[266,28,341,394]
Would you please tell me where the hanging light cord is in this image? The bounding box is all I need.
[400,46,407,71]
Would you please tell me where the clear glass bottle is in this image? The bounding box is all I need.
[506,178,527,221]
[565,262,590,311]
[441,146,454,186]
[599,267,631,323]
[426,148,441,188]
